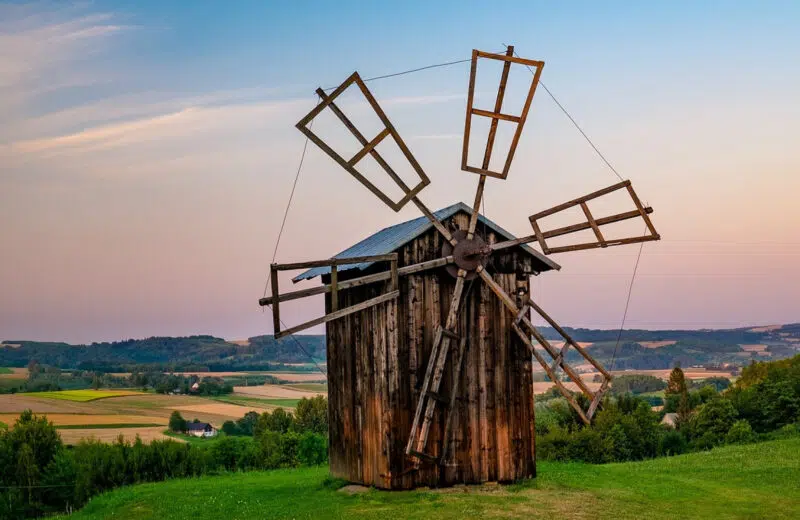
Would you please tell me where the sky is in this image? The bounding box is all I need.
[2,1,800,344]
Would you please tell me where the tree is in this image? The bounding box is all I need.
[690,398,737,447]
[221,421,240,436]
[666,367,692,429]
[295,396,328,434]
[725,420,755,444]
[666,366,688,396]
[168,411,187,433]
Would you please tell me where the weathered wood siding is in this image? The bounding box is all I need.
[325,213,536,489]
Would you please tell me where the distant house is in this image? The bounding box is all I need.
[186,422,217,438]
[190,382,200,393]
[661,413,678,428]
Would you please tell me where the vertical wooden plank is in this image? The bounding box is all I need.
[477,281,489,482]
[270,266,280,334]
[330,265,339,312]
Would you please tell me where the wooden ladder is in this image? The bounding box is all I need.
[510,297,612,424]
[406,271,470,466]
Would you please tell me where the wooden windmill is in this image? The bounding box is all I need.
[259,46,660,489]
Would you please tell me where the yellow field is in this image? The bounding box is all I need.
[20,390,144,402]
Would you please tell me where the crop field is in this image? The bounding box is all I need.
[59,426,174,445]
[214,395,300,409]
[60,438,800,519]
[0,390,280,444]
[234,384,325,399]
[0,413,168,426]
[19,390,145,402]
[0,367,27,378]
[262,372,327,382]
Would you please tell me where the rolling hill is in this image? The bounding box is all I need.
[2,323,798,373]
[60,438,800,519]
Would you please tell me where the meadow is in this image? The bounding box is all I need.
[61,438,800,519]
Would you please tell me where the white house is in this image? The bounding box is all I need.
[186,422,217,438]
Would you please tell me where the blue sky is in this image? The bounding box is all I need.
[2,1,800,342]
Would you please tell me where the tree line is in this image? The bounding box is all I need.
[536,354,800,463]
[0,396,330,519]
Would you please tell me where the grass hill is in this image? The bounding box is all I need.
[62,438,800,519]
[2,323,798,372]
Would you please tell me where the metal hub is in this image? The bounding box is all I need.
[442,230,491,280]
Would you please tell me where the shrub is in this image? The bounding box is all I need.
[658,430,688,456]
[725,420,756,444]
[295,396,328,434]
[168,411,187,433]
[297,432,328,465]
[690,398,737,446]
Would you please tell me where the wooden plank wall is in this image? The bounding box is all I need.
[326,213,536,489]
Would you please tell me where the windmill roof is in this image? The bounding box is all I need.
[293,202,560,282]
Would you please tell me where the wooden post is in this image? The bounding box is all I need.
[270,266,280,335]
[331,265,338,312]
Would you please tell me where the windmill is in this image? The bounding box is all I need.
[259,46,659,488]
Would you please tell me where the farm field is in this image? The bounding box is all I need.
[61,438,800,519]
[19,389,144,402]
[234,384,326,399]
[0,367,27,378]
[0,390,290,444]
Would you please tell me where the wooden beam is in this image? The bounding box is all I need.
[587,378,610,419]
[270,266,280,335]
[259,255,453,307]
[525,298,612,379]
[440,336,468,465]
[502,54,543,177]
[529,180,631,221]
[275,290,399,339]
[491,207,654,252]
[273,254,398,271]
[482,45,514,171]
[476,50,544,68]
[511,323,589,424]
[470,108,521,123]
[347,128,391,166]
[544,234,660,255]
[330,265,338,312]
[626,183,660,239]
[580,202,606,246]
[461,49,479,171]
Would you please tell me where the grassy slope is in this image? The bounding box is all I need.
[64,438,800,520]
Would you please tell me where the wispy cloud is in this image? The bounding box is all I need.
[0,5,127,101]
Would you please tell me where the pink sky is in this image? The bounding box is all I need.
[1,2,799,343]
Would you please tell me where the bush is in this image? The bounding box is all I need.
[295,396,328,434]
[297,432,328,466]
[725,420,756,444]
[168,411,187,433]
[690,398,737,447]
[658,430,688,456]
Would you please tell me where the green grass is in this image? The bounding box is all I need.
[19,389,143,402]
[61,438,800,519]
[0,367,13,374]
[213,395,301,409]
[56,423,163,430]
